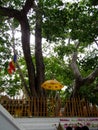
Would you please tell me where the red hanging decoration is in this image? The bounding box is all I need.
[8,61,16,74]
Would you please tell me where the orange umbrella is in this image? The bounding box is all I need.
[41,79,64,90]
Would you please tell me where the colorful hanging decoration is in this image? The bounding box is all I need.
[8,54,17,74]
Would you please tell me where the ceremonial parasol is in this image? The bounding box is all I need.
[41,79,64,90]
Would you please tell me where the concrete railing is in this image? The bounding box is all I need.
[0,104,25,130]
[16,117,98,130]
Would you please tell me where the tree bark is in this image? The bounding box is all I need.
[19,15,37,97]
[35,4,45,97]
[70,44,98,97]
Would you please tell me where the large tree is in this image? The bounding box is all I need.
[0,0,98,100]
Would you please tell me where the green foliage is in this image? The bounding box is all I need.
[5,74,21,97]
[79,83,98,105]
[54,43,75,59]
[78,49,98,76]
[0,0,25,9]
[42,0,98,45]
[67,2,98,43]
[44,55,74,87]
[89,0,98,6]
[12,19,19,28]
[42,1,68,41]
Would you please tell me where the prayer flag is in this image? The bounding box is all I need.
[8,54,17,74]
[13,54,17,63]
[8,60,16,74]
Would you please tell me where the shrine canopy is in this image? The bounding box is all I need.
[41,79,64,91]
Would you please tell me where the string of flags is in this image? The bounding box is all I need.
[7,54,17,74]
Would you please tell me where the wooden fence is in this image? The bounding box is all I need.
[63,98,98,117]
[0,97,98,117]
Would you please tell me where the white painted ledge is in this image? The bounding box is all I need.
[0,104,25,130]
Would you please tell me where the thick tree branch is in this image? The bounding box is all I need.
[70,42,82,79]
[0,0,35,20]
[84,67,98,84]
[0,6,20,19]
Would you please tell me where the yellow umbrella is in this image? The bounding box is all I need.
[41,79,64,90]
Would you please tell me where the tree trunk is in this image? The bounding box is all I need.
[35,5,45,97]
[18,13,37,97]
